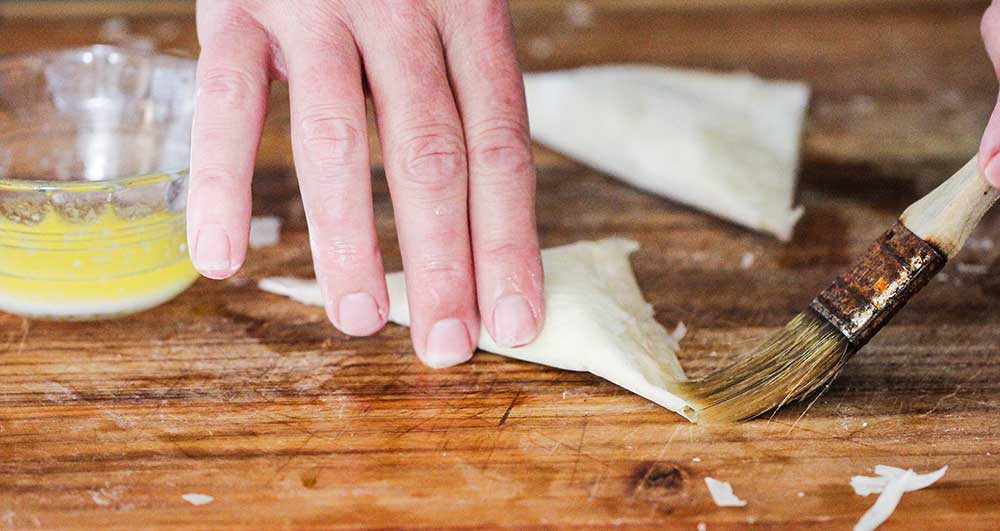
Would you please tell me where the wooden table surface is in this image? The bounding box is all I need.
[2,1,999,529]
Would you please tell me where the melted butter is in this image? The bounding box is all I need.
[0,207,198,319]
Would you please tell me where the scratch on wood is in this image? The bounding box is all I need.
[463,406,498,421]
[1,317,31,355]
[480,392,522,472]
[482,431,502,473]
[642,426,681,493]
[527,430,611,470]
[360,362,409,416]
[570,416,589,483]
[498,390,522,427]
[623,426,641,441]
[164,435,200,460]
[588,470,605,501]
[267,413,349,447]
[922,369,983,417]
[391,414,438,440]
[545,438,562,455]
[652,425,683,463]
[768,419,880,450]
[273,433,316,477]
[16,318,29,355]
[436,423,454,452]
[223,354,281,403]
[87,484,128,509]
[482,375,499,397]
[954,396,1000,410]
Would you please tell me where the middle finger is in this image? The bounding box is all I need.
[355,5,478,368]
[280,21,389,337]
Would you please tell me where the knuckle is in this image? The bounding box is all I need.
[192,163,242,190]
[471,165,534,204]
[395,129,467,189]
[291,5,351,41]
[197,66,259,109]
[414,257,469,285]
[298,108,365,170]
[201,1,255,34]
[467,120,533,175]
[313,238,378,272]
[466,1,511,33]
[218,1,253,23]
[478,239,538,263]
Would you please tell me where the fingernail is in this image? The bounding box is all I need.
[194,224,232,277]
[987,156,1000,187]
[493,294,538,347]
[424,318,473,368]
[336,292,384,336]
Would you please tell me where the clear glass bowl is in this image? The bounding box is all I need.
[0,45,198,319]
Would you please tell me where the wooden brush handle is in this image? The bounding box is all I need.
[900,157,1000,257]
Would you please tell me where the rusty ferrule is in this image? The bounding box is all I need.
[809,222,947,349]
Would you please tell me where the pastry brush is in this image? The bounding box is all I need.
[678,157,999,423]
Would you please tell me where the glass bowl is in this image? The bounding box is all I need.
[0,45,198,319]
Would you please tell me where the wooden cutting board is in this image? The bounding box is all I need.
[1,1,998,529]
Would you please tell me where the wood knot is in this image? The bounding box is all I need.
[630,461,688,502]
[645,465,684,489]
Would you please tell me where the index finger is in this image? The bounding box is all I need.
[186,18,271,279]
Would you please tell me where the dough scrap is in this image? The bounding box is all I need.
[853,470,913,531]
[704,477,748,507]
[180,493,214,506]
[851,465,948,497]
[249,216,282,249]
[258,239,696,420]
[523,65,809,241]
[851,465,948,531]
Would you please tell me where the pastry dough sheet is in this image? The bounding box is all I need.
[524,65,809,241]
[259,239,696,421]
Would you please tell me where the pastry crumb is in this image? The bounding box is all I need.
[181,493,214,506]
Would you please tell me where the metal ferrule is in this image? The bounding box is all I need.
[809,221,947,349]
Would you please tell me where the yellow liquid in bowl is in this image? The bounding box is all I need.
[0,207,198,319]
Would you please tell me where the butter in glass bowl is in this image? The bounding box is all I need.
[0,45,198,319]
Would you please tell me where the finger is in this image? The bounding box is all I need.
[438,2,544,347]
[187,14,270,279]
[356,7,478,368]
[980,2,1000,186]
[280,25,388,337]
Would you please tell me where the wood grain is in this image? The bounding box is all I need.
[1,2,999,530]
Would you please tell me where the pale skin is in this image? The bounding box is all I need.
[190,2,1000,370]
[187,0,544,368]
[982,2,1000,186]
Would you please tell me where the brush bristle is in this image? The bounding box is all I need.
[676,310,852,424]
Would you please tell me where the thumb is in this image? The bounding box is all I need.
[979,2,1000,187]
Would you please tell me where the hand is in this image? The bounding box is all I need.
[981,2,1000,184]
[187,1,544,368]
